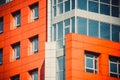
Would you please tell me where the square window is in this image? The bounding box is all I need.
[85,51,99,74]
[12,42,20,61]
[29,36,38,54]
[29,69,38,80]
[30,3,39,21]
[109,56,120,78]
[0,49,3,65]
[0,17,3,33]
[11,75,19,80]
[12,10,21,28]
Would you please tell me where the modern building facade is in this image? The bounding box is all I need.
[0,0,120,80]
[0,0,47,80]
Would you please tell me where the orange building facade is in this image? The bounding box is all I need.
[0,0,47,80]
[66,33,120,80]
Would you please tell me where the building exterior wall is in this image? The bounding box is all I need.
[66,33,120,80]
[0,0,47,80]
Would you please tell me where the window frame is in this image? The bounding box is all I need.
[29,35,38,54]
[30,2,39,21]
[29,69,38,80]
[12,10,21,28]
[109,56,120,78]
[12,42,20,61]
[85,51,99,74]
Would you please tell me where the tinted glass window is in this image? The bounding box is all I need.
[53,6,56,17]
[100,0,110,4]
[72,0,75,9]
[89,1,98,13]
[58,3,63,14]
[72,17,75,33]
[110,63,117,73]
[100,4,110,15]
[77,0,87,10]
[65,0,70,12]
[112,25,120,42]
[58,22,63,39]
[89,20,99,37]
[100,22,110,40]
[112,6,119,17]
[112,0,119,6]
[77,17,87,35]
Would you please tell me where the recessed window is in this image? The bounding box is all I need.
[29,36,38,54]
[109,56,120,78]
[0,17,3,34]
[29,69,38,80]
[0,49,3,65]
[11,75,19,80]
[0,0,12,5]
[30,2,39,21]
[85,51,99,74]
[12,42,20,61]
[12,10,21,28]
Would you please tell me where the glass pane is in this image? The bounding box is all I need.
[54,0,56,5]
[58,3,63,14]
[65,19,70,26]
[100,22,110,40]
[112,6,119,17]
[77,17,87,35]
[72,0,75,9]
[119,64,120,74]
[58,0,63,3]
[77,0,87,10]
[65,27,70,34]
[100,4,110,15]
[53,24,56,41]
[89,1,98,13]
[58,71,65,80]
[100,0,110,4]
[112,25,120,42]
[0,49,2,64]
[16,45,20,58]
[34,72,38,80]
[0,0,5,5]
[34,38,38,51]
[72,17,75,33]
[53,6,56,17]
[86,53,94,58]
[86,58,93,68]
[58,22,63,40]
[34,7,38,18]
[86,69,94,73]
[57,56,65,70]
[89,20,99,37]
[17,14,20,25]
[112,0,119,6]
[110,63,117,73]
[0,20,3,32]
[65,0,70,12]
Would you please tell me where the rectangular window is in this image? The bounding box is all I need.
[29,69,38,80]
[65,0,70,12]
[0,0,12,5]
[11,75,19,80]
[77,17,87,35]
[77,0,87,10]
[109,56,120,78]
[0,17,3,33]
[85,51,99,74]
[65,19,70,35]
[100,4,110,15]
[88,1,98,13]
[12,42,20,60]
[0,49,3,65]
[29,36,38,54]
[30,3,39,21]
[12,10,20,28]
[57,56,65,80]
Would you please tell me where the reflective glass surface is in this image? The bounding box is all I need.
[89,20,99,37]
[58,3,63,14]
[89,1,98,13]
[77,17,87,35]
[100,22,110,40]
[110,63,117,73]
[100,4,110,15]
[112,6,119,17]
[58,22,63,39]
[65,0,70,12]
[86,58,93,68]
[72,0,75,9]
[100,0,110,4]
[72,17,75,33]
[112,0,119,6]
[77,0,87,10]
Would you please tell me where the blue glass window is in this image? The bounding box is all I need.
[30,70,38,80]
[100,22,110,40]
[0,17,3,33]
[100,0,110,4]
[54,0,56,5]
[112,6,119,17]
[89,20,99,37]
[100,4,110,15]
[89,1,98,13]
[77,17,87,35]
[0,49,2,65]
[72,0,75,9]
[112,25,120,42]
[112,0,119,6]
[53,24,56,41]
[110,63,117,73]
[77,0,87,10]
[58,0,63,3]
[58,22,63,39]
[11,75,19,80]
[72,17,75,33]
[65,0,70,12]
[58,3,63,14]
[65,19,70,34]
